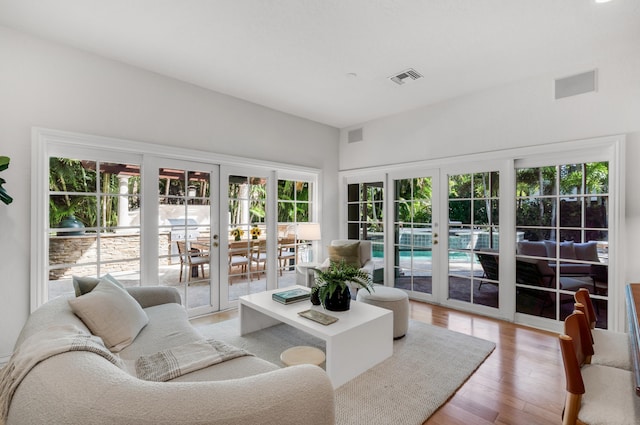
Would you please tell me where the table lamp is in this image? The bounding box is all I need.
[296,222,321,262]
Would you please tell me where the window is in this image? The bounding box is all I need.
[48,157,142,299]
[347,181,383,281]
[515,162,610,327]
[277,179,313,274]
[34,128,321,313]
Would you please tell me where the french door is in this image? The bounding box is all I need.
[389,169,440,301]
[149,158,220,317]
[220,166,273,310]
[388,164,506,319]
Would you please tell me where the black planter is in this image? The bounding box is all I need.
[310,288,321,306]
[324,286,351,311]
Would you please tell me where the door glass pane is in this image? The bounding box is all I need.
[515,162,609,328]
[157,167,212,310]
[448,172,499,309]
[228,175,268,301]
[394,177,431,293]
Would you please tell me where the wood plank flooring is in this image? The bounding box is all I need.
[190,300,565,425]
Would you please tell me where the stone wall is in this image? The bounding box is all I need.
[49,233,171,280]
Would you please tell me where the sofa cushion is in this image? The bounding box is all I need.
[72,274,124,297]
[68,278,149,352]
[575,241,599,262]
[544,240,576,259]
[328,242,361,267]
[117,302,280,381]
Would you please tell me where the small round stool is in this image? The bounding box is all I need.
[357,285,409,339]
[280,346,326,366]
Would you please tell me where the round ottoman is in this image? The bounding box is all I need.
[357,286,409,339]
[280,346,326,366]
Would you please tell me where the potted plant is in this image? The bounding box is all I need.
[230,227,244,241]
[0,156,12,205]
[313,260,373,311]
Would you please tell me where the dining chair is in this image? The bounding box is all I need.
[574,288,631,370]
[278,237,297,276]
[228,243,249,283]
[559,311,639,425]
[176,241,209,282]
[250,239,267,277]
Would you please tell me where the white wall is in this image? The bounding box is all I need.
[340,54,640,170]
[339,53,640,284]
[0,26,339,358]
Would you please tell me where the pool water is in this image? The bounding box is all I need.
[373,250,472,261]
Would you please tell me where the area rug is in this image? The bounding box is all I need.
[196,318,495,425]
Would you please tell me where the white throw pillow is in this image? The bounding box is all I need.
[68,278,149,352]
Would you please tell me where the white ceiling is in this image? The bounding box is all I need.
[1,0,639,128]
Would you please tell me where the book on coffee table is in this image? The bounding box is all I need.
[272,288,311,304]
[298,309,338,325]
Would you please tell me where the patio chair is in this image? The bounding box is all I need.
[176,241,209,282]
[516,259,555,314]
[476,253,498,290]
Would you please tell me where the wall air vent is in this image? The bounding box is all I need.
[389,68,423,85]
[348,128,363,143]
[555,70,597,100]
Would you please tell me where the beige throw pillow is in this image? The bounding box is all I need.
[68,278,149,352]
[328,242,361,267]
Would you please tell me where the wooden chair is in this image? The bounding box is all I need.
[228,243,249,283]
[278,237,297,276]
[250,239,267,277]
[559,311,639,425]
[176,241,209,282]
[574,288,631,370]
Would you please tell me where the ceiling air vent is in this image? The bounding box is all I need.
[389,68,423,85]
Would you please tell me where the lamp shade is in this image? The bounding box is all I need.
[296,222,321,241]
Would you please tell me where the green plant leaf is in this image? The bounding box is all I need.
[0,156,11,205]
[0,156,9,172]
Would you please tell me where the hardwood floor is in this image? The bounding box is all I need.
[190,300,565,425]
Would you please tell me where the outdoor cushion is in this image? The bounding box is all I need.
[517,241,548,258]
[68,278,149,352]
[543,240,576,259]
[574,241,599,262]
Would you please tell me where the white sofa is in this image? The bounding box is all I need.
[7,286,335,425]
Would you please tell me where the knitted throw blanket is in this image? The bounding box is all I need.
[135,339,253,382]
[0,325,124,425]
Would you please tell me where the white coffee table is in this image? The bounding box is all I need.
[239,285,393,388]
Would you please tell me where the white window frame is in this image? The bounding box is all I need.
[339,135,625,332]
[31,127,320,312]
